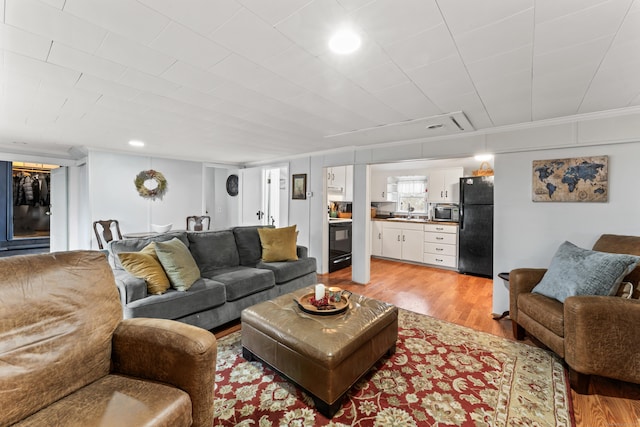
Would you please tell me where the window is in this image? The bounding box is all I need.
[396,178,427,213]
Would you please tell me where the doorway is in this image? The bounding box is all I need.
[0,161,59,256]
[240,165,288,227]
[12,162,57,238]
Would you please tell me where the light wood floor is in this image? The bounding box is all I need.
[213,258,640,427]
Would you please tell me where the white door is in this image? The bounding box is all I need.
[241,167,266,225]
[49,167,68,252]
[264,168,280,227]
[401,229,424,262]
[371,221,383,256]
[428,171,446,202]
[382,227,402,259]
[444,168,463,202]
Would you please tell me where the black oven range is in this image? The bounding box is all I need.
[328,219,352,272]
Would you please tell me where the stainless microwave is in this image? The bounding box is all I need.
[433,204,459,222]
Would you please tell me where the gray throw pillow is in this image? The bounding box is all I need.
[532,241,640,303]
[155,238,201,291]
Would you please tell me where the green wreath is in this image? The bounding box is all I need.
[134,170,168,200]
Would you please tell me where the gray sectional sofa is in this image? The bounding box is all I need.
[108,225,317,330]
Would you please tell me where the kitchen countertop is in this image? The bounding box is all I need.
[371,218,459,226]
[328,218,352,223]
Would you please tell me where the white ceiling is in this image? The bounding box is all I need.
[1,0,639,164]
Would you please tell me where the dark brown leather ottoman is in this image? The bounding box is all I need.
[241,286,398,418]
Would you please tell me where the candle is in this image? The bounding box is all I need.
[315,284,325,300]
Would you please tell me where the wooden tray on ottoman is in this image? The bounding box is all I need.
[241,286,398,418]
[295,291,350,315]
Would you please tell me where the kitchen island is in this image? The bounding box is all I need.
[371,218,459,270]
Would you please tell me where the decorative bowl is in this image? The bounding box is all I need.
[151,223,172,233]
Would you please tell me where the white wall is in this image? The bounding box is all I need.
[492,141,640,312]
[67,163,89,249]
[289,157,311,249]
[87,150,203,249]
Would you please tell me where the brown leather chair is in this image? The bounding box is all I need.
[186,215,211,231]
[510,234,640,393]
[1,251,217,426]
[93,219,123,249]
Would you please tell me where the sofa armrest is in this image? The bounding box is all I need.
[111,318,217,427]
[296,245,308,258]
[112,269,147,305]
[509,268,547,323]
[564,296,640,383]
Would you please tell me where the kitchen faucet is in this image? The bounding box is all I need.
[407,202,415,219]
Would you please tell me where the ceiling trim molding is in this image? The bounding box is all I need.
[243,106,640,167]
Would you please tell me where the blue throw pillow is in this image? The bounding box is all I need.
[532,241,640,303]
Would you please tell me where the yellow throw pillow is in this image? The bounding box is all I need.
[258,225,298,262]
[118,242,170,295]
[155,238,201,291]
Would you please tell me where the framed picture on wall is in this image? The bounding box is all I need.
[292,174,307,200]
[532,155,608,202]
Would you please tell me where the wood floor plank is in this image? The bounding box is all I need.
[212,258,640,427]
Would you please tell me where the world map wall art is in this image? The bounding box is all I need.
[532,155,608,202]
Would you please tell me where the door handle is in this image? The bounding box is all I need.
[378,233,381,239]
[402,235,405,242]
[397,235,400,241]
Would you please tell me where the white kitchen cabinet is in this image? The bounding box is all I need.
[327,166,346,193]
[371,220,383,256]
[402,228,424,262]
[428,167,463,203]
[424,223,458,269]
[382,227,402,259]
[370,171,388,202]
[381,222,423,262]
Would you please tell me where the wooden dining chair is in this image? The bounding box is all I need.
[93,219,123,249]
[186,215,211,232]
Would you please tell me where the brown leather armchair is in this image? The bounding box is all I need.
[510,234,640,393]
[1,251,217,427]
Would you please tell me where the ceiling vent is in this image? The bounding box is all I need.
[324,111,474,145]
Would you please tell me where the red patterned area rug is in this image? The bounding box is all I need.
[213,309,574,426]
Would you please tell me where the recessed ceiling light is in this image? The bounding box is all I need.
[129,140,145,147]
[474,154,493,161]
[329,28,361,54]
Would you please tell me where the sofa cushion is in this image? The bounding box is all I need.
[16,374,192,427]
[258,225,298,262]
[518,292,565,337]
[257,257,317,284]
[532,241,640,302]
[118,242,170,295]
[155,238,201,292]
[187,230,240,275]
[109,231,189,270]
[124,278,226,320]
[205,266,274,301]
[233,226,272,266]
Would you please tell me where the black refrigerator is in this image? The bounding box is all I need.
[458,176,494,278]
